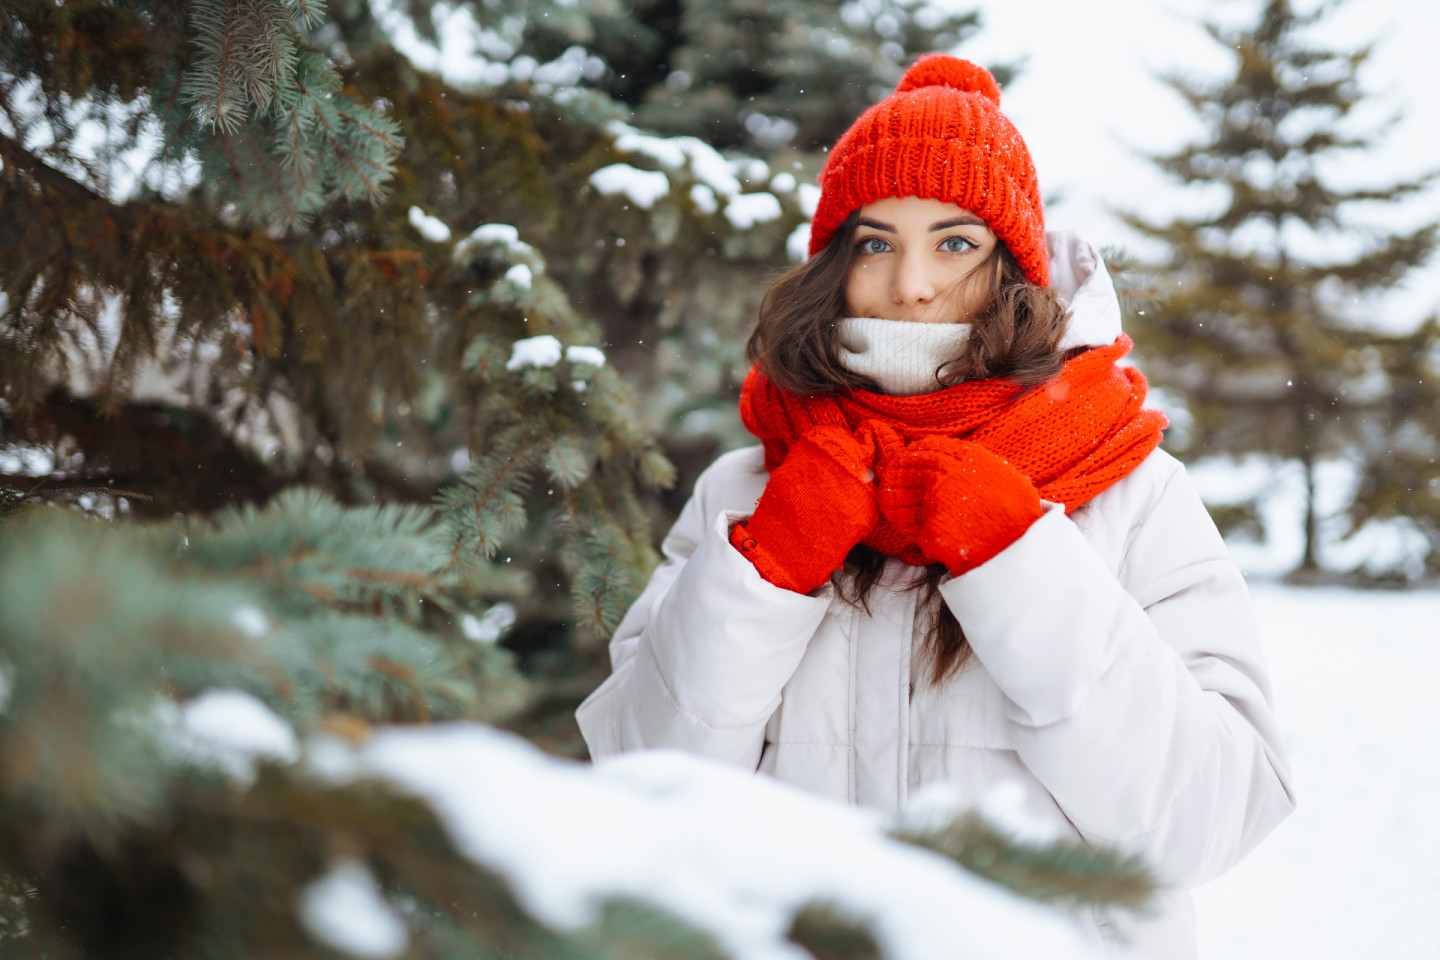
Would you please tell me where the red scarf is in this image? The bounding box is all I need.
[739,334,1168,564]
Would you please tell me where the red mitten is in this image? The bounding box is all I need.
[730,425,880,594]
[877,436,1043,577]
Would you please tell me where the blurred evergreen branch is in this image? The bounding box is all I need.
[892,812,1157,911]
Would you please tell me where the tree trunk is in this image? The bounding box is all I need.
[1297,404,1320,573]
[1300,454,1320,572]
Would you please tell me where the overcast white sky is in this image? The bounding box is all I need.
[947,0,1440,331]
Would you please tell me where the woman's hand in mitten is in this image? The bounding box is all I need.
[730,425,880,595]
[877,436,1043,577]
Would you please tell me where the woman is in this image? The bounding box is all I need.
[576,54,1294,958]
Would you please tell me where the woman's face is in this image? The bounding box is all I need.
[844,196,998,324]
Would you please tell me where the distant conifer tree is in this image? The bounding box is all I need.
[1124,0,1440,575]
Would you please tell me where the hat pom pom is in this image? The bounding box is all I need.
[895,54,1001,106]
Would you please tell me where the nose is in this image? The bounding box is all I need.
[891,249,936,306]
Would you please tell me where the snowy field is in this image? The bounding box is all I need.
[1195,583,1440,959]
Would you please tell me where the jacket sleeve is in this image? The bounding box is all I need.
[575,461,832,768]
[937,459,1296,888]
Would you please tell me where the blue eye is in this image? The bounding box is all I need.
[940,236,977,254]
[856,237,891,254]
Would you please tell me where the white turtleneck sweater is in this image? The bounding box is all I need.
[835,316,972,396]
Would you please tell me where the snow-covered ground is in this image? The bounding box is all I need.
[1195,583,1440,959]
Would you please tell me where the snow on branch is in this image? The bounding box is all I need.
[589,164,672,209]
[300,722,1106,960]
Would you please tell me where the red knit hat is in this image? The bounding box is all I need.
[808,54,1049,287]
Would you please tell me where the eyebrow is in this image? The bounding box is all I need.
[856,215,987,233]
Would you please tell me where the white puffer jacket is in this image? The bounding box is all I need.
[576,233,1296,959]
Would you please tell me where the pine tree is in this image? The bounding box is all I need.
[1343,314,1440,577]
[0,5,1175,951]
[510,0,989,156]
[2,0,1016,747]
[0,0,718,656]
[1123,0,1440,576]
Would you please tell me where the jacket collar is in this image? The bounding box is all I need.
[1047,230,1124,352]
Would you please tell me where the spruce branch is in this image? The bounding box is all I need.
[786,902,883,960]
[544,434,594,488]
[183,0,248,133]
[192,487,452,614]
[0,475,154,503]
[286,0,327,27]
[0,131,105,206]
[557,509,644,636]
[891,811,1157,911]
[171,0,400,227]
[0,494,527,735]
[436,432,543,564]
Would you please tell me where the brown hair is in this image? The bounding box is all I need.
[744,210,1074,687]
